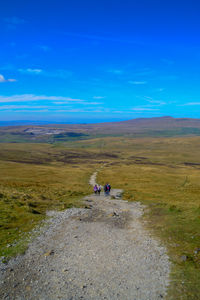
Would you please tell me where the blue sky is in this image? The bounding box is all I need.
[0,0,200,122]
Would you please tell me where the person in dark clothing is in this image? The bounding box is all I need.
[104,183,111,196]
[104,184,108,196]
[97,185,101,195]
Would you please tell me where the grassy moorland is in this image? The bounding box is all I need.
[0,131,200,299]
[1,116,200,143]
[96,136,200,300]
[0,143,117,259]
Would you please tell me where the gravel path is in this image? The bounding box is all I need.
[0,172,170,300]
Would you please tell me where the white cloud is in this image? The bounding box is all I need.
[131,107,159,111]
[53,108,107,113]
[83,102,103,105]
[18,68,72,79]
[0,74,7,82]
[0,94,85,103]
[53,101,102,105]
[133,69,155,77]
[0,95,102,106]
[0,74,17,83]
[181,102,200,106]
[112,110,125,113]
[7,79,17,82]
[48,69,72,79]
[93,96,105,99]
[144,96,166,105]
[129,81,147,85]
[0,105,48,110]
[56,109,89,113]
[18,68,43,74]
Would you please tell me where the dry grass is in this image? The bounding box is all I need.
[1,136,200,298]
[96,136,200,300]
[0,144,99,259]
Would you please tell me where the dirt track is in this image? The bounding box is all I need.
[0,172,170,299]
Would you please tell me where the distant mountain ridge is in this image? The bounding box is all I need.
[1,117,200,141]
[116,116,200,128]
[45,116,200,132]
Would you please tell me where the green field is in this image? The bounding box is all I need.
[0,134,200,299]
[0,143,115,259]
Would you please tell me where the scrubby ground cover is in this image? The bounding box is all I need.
[0,136,200,299]
[96,136,200,299]
[0,143,111,259]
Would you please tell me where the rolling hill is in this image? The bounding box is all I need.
[1,116,200,142]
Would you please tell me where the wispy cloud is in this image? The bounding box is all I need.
[133,68,155,77]
[0,94,103,107]
[53,101,102,105]
[18,68,72,79]
[0,74,17,83]
[131,107,159,111]
[154,88,165,92]
[18,68,42,74]
[0,105,48,110]
[55,108,104,113]
[143,96,166,105]
[93,96,105,99]
[128,81,147,85]
[108,69,123,74]
[0,94,85,103]
[83,102,103,105]
[112,110,127,114]
[180,102,200,106]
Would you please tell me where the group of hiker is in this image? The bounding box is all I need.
[93,183,111,196]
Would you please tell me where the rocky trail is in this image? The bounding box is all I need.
[0,172,170,300]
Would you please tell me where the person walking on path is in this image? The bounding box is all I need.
[97,185,101,195]
[104,183,110,196]
[104,184,108,196]
[108,183,111,194]
[93,184,98,195]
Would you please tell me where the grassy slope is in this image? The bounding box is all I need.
[96,136,200,300]
[0,143,108,259]
[0,136,200,299]
[2,116,200,143]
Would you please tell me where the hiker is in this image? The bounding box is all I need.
[108,183,111,193]
[104,183,109,196]
[93,184,98,194]
[97,185,101,195]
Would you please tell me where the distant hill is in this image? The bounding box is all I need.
[44,116,200,135]
[1,116,200,142]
